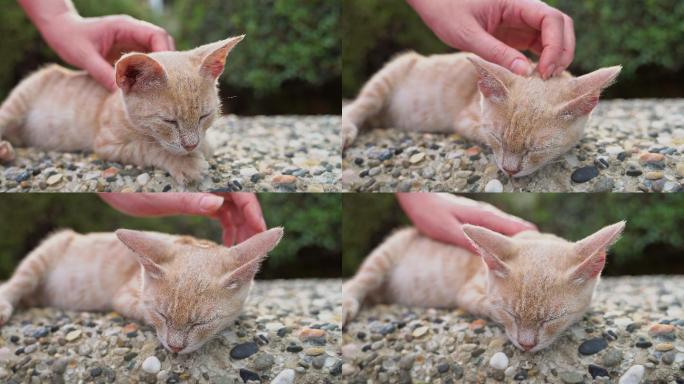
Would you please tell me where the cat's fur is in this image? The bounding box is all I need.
[342,52,621,177]
[0,227,283,354]
[0,35,244,185]
[343,219,624,352]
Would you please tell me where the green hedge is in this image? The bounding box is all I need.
[0,194,341,280]
[342,0,684,98]
[342,194,684,277]
[0,0,339,114]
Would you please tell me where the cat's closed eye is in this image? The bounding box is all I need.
[199,112,213,122]
[161,118,178,126]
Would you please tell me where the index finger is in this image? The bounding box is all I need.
[518,1,566,79]
[115,17,173,52]
[454,200,537,236]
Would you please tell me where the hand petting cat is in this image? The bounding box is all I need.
[407,0,575,79]
[99,193,267,246]
[18,0,174,91]
[396,193,537,253]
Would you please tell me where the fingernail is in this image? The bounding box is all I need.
[199,195,224,213]
[545,64,556,79]
[510,58,530,76]
[554,66,564,77]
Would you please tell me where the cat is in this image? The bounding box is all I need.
[342,218,625,352]
[342,52,621,178]
[0,35,244,185]
[0,227,283,354]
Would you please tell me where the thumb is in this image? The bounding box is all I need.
[464,25,532,76]
[83,54,117,92]
[100,193,225,217]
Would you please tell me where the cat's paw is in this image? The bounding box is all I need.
[342,296,361,327]
[341,121,358,151]
[0,298,14,326]
[0,141,16,162]
[168,155,210,185]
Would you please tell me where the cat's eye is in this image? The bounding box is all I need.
[190,320,211,328]
[156,310,168,321]
[199,112,212,121]
[162,118,178,126]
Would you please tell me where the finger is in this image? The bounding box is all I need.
[518,3,566,79]
[218,205,237,246]
[228,193,267,232]
[463,24,531,76]
[83,54,117,92]
[100,192,224,217]
[459,204,537,236]
[556,14,575,75]
[168,35,176,51]
[114,17,173,52]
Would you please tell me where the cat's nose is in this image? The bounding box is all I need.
[519,340,537,351]
[182,143,198,151]
[168,344,184,353]
[503,165,521,176]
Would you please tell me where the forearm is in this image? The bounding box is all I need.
[17,0,78,31]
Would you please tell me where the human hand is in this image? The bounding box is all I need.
[28,7,173,91]
[407,0,575,79]
[99,193,267,246]
[397,193,537,253]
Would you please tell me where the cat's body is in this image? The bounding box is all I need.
[0,227,283,354]
[343,221,624,352]
[0,36,244,185]
[343,52,621,177]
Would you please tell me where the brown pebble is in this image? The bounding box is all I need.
[101,167,119,179]
[639,152,665,164]
[649,323,675,336]
[299,328,326,341]
[272,175,297,185]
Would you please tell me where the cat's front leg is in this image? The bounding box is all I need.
[112,282,146,322]
[0,141,15,162]
[163,153,210,185]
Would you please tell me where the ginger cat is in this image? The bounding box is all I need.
[0,227,283,354]
[0,35,244,185]
[342,52,621,177]
[343,218,625,352]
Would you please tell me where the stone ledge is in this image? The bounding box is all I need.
[342,99,684,192]
[1,115,342,193]
[341,276,683,383]
[0,279,342,384]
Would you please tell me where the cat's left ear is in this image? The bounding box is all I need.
[569,221,625,283]
[221,227,284,290]
[467,56,515,104]
[462,225,514,278]
[115,229,171,280]
[115,53,167,93]
[558,66,622,119]
[198,35,245,80]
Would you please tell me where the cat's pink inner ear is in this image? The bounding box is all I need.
[199,35,245,79]
[115,54,167,93]
[229,227,284,265]
[570,221,626,282]
[467,57,511,103]
[558,93,600,119]
[221,259,261,290]
[462,224,512,277]
[115,229,169,279]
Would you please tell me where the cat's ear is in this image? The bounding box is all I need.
[569,221,625,283]
[558,66,622,119]
[462,225,514,278]
[115,229,170,280]
[115,53,167,93]
[467,57,514,104]
[197,35,245,80]
[221,227,284,290]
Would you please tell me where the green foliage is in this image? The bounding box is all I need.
[0,194,340,280]
[342,0,684,98]
[171,0,339,97]
[342,194,684,277]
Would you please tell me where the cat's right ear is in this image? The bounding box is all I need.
[559,66,622,119]
[569,221,625,283]
[115,229,169,279]
[198,35,245,80]
[115,54,167,93]
[221,227,284,290]
[467,57,513,104]
[462,225,513,278]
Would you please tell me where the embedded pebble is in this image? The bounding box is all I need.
[412,326,429,338]
[619,365,645,384]
[489,352,508,370]
[46,174,63,186]
[484,179,503,192]
[141,356,161,374]
[578,337,608,355]
[271,369,295,384]
[571,166,599,183]
[65,330,81,342]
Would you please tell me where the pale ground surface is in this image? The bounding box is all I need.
[342,276,684,383]
[343,99,684,193]
[1,115,342,192]
[0,279,341,384]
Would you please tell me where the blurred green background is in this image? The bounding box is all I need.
[342,0,684,99]
[343,194,684,277]
[0,0,340,115]
[0,193,341,280]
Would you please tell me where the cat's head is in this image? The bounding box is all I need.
[468,57,621,177]
[462,221,625,352]
[114,35,245,155]
[115,227,283,354]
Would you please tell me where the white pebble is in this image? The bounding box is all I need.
[489,352,509,370]
[605,145,624,156]
[484,179,503,193]
[618,365,644,384]
[271,369,295,384]
[136,173,150,186]
[142,356,161,374]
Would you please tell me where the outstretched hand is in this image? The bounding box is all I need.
[397,193,537,253]
[99,193,266,246]
[407,0,575,79]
